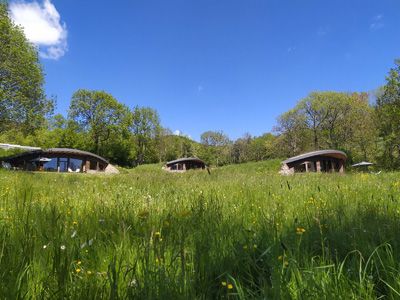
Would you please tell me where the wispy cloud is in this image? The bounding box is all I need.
[287,46,296,53]
[9,0,68,59]
[370,14,384,31]
[317,26,329,37]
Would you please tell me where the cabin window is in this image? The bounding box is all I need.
[69,158,83,172]
[43,158,57,172]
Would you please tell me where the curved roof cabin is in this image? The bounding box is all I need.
[164,157,206,172]
[2,148,119,174]
[280,150,347,175]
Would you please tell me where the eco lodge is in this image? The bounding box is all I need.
[1,147,119,174]
[163,157,206,172]
[280,150,347,175]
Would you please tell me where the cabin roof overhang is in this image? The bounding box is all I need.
[282,150,347,165]
[166,157,205,167]
[2,148,109,165]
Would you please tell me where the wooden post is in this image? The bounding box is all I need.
[339,161,344,173]
[85,160,90,173]
[305,162,308,172]
[316,160,321,172]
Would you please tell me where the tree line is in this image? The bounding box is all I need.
[1,2,399,168]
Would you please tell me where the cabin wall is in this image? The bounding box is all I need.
[281,156,345,174]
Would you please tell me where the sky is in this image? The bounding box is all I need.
[8,0,400,141]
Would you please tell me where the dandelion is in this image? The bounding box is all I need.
[76,268,81,273]
[296,227,306,235]
[72,221,78,226]
[76,260,82,265]
[154,231,161,237]
[60,245,66,251]
[227,284,234,290]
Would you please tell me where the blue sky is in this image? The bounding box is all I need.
[9,0,400,141]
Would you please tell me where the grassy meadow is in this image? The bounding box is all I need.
[1,160,400,299]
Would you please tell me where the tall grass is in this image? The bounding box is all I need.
[1,161,400,299]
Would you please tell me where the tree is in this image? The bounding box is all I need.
[200,130,232,166]
[0,2,53,134]
[130,106,161,165]
[376,59,400,168]
[231,133,252,163]
[68,89,130,156]
[274,109,309,156]
[249,133,280,161]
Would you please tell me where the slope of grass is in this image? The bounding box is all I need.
[0,165,400,299]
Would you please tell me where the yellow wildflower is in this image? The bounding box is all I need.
[227,284,234,290]
[296,227,306,234]
[76,268,81,273]
[221,281,227,286]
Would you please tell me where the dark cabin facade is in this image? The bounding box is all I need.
[2,148,118,173]
[163,157,206,172]
[280,150,347,175]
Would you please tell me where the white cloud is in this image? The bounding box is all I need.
[370,14,384,31]
[9,0,68,59]
[173,130,181,136]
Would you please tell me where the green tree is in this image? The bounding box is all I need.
[130,106,161,165]
[0,2,53,134]
[274,109,309,156]
[376,59,400,168]
[249,133,280,161]
[232,133,252,163]
[68,89,130,156]
[200,130,232,166]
